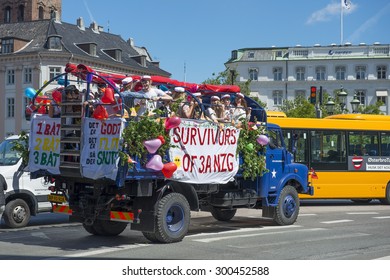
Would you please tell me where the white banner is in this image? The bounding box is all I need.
[29,114,61,174]
[81,117,125,181]
[169,120,240,184]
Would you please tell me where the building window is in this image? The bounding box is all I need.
[355,90,366,105]
[273,67,282,81]
[39,6,44,20]
[47,36,62,50]
[355,66,366,80]
[49,67,62,80]
[249,68,258,80]
[1,38,14,53]
[296,67,305,81]
[336,66,346,80]
[7,69,15,85]
[231,50,237,60]
[247,52,254,58]
[7,98,15,118]
[316,66,326,80]
[18,5,25,22]
[377,96,386,105]
[295,90,305,99]
[4,6,11,23]
[377,66,387,79]
[24,68,32,84]
[273,90,283,106]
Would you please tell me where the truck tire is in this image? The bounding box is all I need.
[273,185,299,226]
[142,231,159,242]
[210,207,237,221]
[84,220,128,236]
[152,192,190,243]
[379,183,390,205]
[3,198,31,228]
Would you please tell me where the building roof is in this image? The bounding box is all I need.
[0,19,170,77]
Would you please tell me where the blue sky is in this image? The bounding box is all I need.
[62,0,390,84]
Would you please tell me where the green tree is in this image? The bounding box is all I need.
[279,96,316,118]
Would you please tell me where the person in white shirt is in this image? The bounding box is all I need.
[231,92,251,126]
[134,75,172,116]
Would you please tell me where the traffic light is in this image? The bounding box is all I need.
[310,86,317,104]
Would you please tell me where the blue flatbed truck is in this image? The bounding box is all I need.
[26,64,313,243]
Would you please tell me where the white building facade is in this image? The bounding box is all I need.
[225,43,390,114]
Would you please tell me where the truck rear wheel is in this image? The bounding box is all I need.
[83,220,128,236]
[273,185,299,226]
[210,207,237,221]
[152,192,190,243]
[3,198,31,228]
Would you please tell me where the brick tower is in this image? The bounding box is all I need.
[0,0,62,23]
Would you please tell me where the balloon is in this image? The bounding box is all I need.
[145,155,163,171]
[256,134,270,146]
[246,143,254,151]
[92,105,108,120]
[52,90,62,104]
[143,138,162,154]
[101,87,115,104]
[24,87,36,99]
[165,116,181,130]
[162,162,177,178]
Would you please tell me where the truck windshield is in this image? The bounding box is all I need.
[0,139,21,166]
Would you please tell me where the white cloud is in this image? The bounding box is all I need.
[347,2,390,42]
[306,2,356,24]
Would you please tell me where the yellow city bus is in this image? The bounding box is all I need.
[267,114,390,204]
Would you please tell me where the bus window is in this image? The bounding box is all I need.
[310,130,346,163]
[380,132,390,156]
[348,131,379,156]
[283,129,308,163]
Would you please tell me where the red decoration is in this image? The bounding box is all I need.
[37,105,47,114]
[157,135,165,144]
[165,116,181,130]
[52,90,62,104]
[101,87,115,104]
[92,105,108,120]
[161,162,177,178]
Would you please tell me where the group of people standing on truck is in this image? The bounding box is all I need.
[43,74,251,128]
[119,75,252,127]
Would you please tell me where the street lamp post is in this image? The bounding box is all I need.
[325,98,336,115]
[350,94,360,113]
[338,86,348,113]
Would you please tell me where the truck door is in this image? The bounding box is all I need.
[265,128,285,192]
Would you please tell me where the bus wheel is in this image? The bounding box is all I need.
[274,185,299,226]
[210,207,237,221]
[379,183,390,205]
[84,220,128,236]
[3,199,31,228]
[154,193,190,243]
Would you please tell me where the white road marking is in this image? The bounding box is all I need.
[47,243,151,259]
[347,212,379,215]
[189,225,301,238]
[192,228,326,243]
[299,213,318,216]
[321,219,354,224]
[373,216,390,219]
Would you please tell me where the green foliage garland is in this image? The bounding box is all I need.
[236,121,268,180]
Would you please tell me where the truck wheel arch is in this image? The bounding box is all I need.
[165,181,199,211]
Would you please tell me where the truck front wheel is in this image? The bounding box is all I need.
[3,198,31,228]
[152,192,190,243]
[273,185,299,226]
